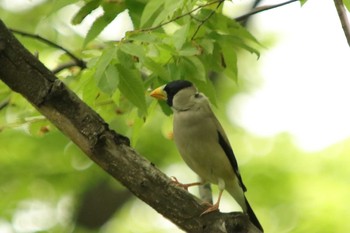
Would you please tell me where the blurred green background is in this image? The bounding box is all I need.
[1,0,350,232]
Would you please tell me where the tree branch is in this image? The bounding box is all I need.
[235,0,299,22]
[333,0,350,46]
[0,20,260,233]
[9,28,87,71]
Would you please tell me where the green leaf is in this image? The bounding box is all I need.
[206,10,260,57]
[116,49,134,68]
[117,65,147,115]
[144,58,170,80]
[344,0,350,11]
[71,0,102,25]
[178,44,200,56]
[94,47,117,82]
[222,51,237,82]
[119,43,145,60]
[198,39,214,54]
[84,15,111,46]
[97,64,119,94]
[81,71,100,106]
[128,32,162,43]
[150,43,174,63]
[229,27,261,57]
[128,109,145,147]
[219,37,238,82]
[299,0,308,6]
[83,4,124,46]
[181,56,206,82]
[173,23,190,50]
[200,43,223,73]
[166,63,182,81]
[140,0,163,27]
[50,0,80,14]
[152,0,182,27]
[159,99,173,116]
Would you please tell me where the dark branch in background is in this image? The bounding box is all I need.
[240,0,263,26]
[333,0,350,47]
[235,0,299,22]
[9,29,87,73]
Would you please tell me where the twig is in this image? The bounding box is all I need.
[240,0,263,26]
[235,0,299,22]
[52,61,81,74]
[9,29,87,70]
[191,0,224,40]
[0,97,10,111]
[333,0,350,46]
[0,116,47,132]
[137,0,299,36]
[138,0,223,32]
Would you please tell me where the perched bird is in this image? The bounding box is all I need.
[150,80,263,232]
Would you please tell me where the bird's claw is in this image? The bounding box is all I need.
[200,202,220,216]
[170,176,189,190]
[170,177,204,191]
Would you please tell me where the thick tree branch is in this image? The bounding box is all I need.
[0,20,260,233]
[333,0,350,46]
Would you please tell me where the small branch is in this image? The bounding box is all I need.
[191,0,224,40]
[0,116,47,132]
[235,0,299,22]
[0,97,10,111]
[138,0,223,32]
[9,29,87,70]
[333,0,350,46]
[52,61,81,74]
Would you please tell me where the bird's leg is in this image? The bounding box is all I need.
[200,188,224,216]
[170,176,203,191]
[198,182,213,204]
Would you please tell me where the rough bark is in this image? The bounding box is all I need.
[0,20,260,233]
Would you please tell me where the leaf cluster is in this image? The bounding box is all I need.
[66,0,260,117]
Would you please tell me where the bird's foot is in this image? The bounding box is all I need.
[200,202,220,216]
[170,176,203,191]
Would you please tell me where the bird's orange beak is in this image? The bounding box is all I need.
[150,85,167,100]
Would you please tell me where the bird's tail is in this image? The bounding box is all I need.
[245,196,264,232]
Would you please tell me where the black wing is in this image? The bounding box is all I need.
[217,131,247,192]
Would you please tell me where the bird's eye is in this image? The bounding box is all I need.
[194,93,201,98]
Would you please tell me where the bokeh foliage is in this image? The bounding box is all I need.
[0,0,349,233]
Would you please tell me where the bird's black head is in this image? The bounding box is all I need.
[163,80,193,106]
